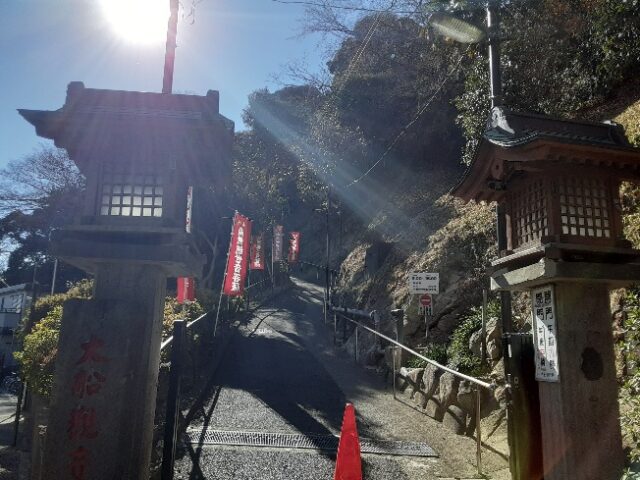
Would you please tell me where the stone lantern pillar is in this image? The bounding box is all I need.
[452,107,640,480]
[19,82,233,480]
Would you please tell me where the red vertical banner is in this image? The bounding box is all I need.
[177,277,195,303]
[288,231,301,263]
[223,213,252,297]
[250,233,265,270]
[273,225,284,262]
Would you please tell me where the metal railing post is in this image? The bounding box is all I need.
[476,385,483,476]
[342,314,347,344]
[333,311,338,345]
[12,382,26,446]
[161,319,186,480]
[354,326,359,363]
[392,346,397,400]
[372,311,380,348]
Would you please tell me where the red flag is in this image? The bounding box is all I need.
[288,231,301,263]
[273,225,284,262]
[250,234,265,270]
[223,213,252,297]
[177,277,195,304]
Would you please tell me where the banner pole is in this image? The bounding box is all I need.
[214,213,236,337]
[271,224,275,289]
[246,260,251,312]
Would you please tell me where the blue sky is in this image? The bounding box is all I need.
[0,0,327,168]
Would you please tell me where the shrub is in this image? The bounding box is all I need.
[407,343,448,368]
[620,289,640,463]
[14,305,63,397]
[163,297,205,338]
[448,302,499,376]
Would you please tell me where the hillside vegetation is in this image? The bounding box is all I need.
[231,0,640,342]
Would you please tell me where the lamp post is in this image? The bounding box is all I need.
[444,7,640,475]
[431,5,525,473]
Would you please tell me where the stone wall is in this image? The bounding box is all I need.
[340,314,508,438]
[393,364,501,436]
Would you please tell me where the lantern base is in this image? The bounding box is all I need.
[491,242,640,292]
[50,225,205,278]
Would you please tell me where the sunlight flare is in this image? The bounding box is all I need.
[99,0,170,44]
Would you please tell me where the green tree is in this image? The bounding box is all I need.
[0,146,86,289]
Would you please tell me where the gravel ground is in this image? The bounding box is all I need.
[176,278,511,480]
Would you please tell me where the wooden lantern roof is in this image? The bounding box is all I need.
[452,107,640,203]
[18,82,234,183]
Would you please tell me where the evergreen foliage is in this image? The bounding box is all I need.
[13,279,93,397]
[621,289,640,464]
[448,301,499,376]
[407,342,449,368]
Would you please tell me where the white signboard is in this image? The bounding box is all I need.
[408,272,439,294]
[532,285,560,382]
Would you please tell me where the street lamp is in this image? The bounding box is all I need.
[429,5,502,108]
[429,12,486,43]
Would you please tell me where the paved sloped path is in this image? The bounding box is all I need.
[175,278,510,480]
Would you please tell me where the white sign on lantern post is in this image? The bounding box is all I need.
[531,284,560,382]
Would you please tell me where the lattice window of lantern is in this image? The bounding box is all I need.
[99,166,163,218]
[511,179,548,249]
[559,177,611,239]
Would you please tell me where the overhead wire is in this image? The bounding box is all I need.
[345,47,468,187]
[272,0,462,188]
[339,11,383,88]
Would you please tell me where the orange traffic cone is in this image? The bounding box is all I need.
[333,403,362,480]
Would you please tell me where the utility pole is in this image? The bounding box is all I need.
[162,0,179,94]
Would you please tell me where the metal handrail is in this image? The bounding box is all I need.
[334,312,493,390]
[298,260,339,275]
[160,311,209,351]
[246,279,268,291]
[332,308,492,475]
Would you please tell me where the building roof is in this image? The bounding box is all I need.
[0,284,30,296]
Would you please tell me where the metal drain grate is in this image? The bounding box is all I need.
[184,429,437,458]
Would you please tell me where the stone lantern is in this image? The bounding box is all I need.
[452,107,640,480]
[19,82,233,480]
